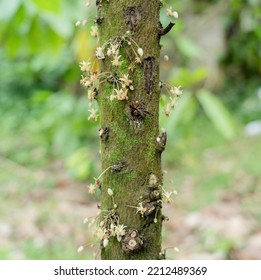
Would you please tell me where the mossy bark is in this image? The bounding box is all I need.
[97,0,163,260]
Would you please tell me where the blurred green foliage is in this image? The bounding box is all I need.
[222,0,261,81]
[220,0,261,122]
[0,0,86,97]
[0,0,98,180]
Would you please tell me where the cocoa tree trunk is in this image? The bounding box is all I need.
[97,0,164,260]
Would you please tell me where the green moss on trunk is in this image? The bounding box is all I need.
[97,0,162,260]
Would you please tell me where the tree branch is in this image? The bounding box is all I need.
[160,22,175,36]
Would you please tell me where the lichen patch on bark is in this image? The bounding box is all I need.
[125,6,142,32]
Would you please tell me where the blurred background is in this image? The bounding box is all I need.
[0,0,260,259]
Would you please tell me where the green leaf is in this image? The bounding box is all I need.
[197,89,237,139]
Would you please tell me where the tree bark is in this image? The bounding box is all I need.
[97,0,163,260]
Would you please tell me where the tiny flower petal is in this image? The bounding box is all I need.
[107,188,113,196]
[172,11,179,19]
[79,60,91,72]
[110,95,116,101]
[137,48,144,57]
[77,246,84,253]
[174,247,180,252]
[149,174,158,186]
[111,55,122,67]
[95,47,105,59]
[103,238,109,248]
[166,7,173,17]
[170,86,183,96]
[164,55,169,61]
[82,19,88,26]
[87,183,96,194]
[88,108,99,121]
[90,25,98,37]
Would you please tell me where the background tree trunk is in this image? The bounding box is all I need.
[97,0,163,260]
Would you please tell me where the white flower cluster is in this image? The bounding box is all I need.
[160,83,183,116]
[109,74,134,101]
[106,41,122,66]
[80,28,146,107]
[162,187,178,204]
[78,207,127,253]
[160,1,179,19]
[166,7,179,19]
[79,60,99,121]
[97,210,127,248]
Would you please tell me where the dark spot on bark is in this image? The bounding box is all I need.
[95,16,104,25]
[129,100,150,120]
[162,215,169,222]
[125,6,142,32]
[143,200,162,217]
[95,178,102,188]
[93,87,98,100]
[156,130,167,152]
[149,189,161,201]
[99,127,110,141]
[111,161,129,174]
[96,0,102,11]
[144,57,156,94]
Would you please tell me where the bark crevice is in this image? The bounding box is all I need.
[143,57,157,94]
